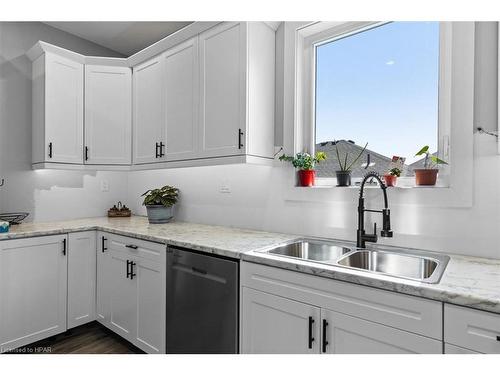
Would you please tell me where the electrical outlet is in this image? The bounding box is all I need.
[100,180,109,192]
[220,184,231,194]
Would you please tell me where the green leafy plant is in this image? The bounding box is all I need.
[278,151,327,170]
[389,167,402,177]
[142,185,179,207]
[415,146,448,169]
[334,141,368,171]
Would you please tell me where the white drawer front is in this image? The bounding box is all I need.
[242,262,443,339]
[444,304,500,354]
[105,233,165,262]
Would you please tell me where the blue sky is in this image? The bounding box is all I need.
[315,22,439,165]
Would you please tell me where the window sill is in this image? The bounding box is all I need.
[285,181,471,208]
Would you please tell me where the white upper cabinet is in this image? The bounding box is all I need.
[198,22,246,158]
[133,56,166,164]
[31,50,84,164]
[198,22,275,159]
[29,22,275,170]
[85,65,132,165]
[164,38,199,161]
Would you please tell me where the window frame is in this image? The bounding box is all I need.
[284,21,475,207]
[303,21,449,185]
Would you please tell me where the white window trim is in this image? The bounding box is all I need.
[280,21,475,208]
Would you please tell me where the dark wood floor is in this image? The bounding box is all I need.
[6,322,144,354]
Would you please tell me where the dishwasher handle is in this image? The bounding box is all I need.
[191,266,207,275]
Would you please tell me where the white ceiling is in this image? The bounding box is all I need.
[44,21,193,56]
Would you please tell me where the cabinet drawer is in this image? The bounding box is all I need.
[105,233,165,263]
[242,262,443,339]
[444,304,500,354]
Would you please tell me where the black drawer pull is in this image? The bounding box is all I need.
[496,335,500,342]
[238,129,244,149]
[126,260,131,278]
[48,142,53,158]
[62,238,67,256]
[126,244,138,249]
[308,316,315,349]
[322,319,329,353]
[101,236,107,252]
[191,266,207,275]
[155,142,160,158]
[130,261,136,280]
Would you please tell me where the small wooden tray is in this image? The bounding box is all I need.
[107,201,131,217]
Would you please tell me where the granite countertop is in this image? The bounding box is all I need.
[0,216,301,259]
[243,245,500,314]
[1,216,499,314]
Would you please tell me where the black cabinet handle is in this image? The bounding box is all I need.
[159,141,165,157]
[126,260,131,278]
[238,129,244,149]
[155,142,159,158]
[126,244,138,249]
[48,142,53,158]
[497,335,500,341]
[130,261,136,280]
[85,146,89,161]
[62,238,67,256]
[322,319,329,353]
[101,236,107,252]
[308,316,315,349]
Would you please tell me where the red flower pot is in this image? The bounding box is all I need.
[298,170,315,187]
[384,174,397,187]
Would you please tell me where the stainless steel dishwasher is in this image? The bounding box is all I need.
[166,246,239,353]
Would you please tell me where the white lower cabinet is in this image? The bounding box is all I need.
[242,287,320,354]
[445,343,480,354]
[241,262,444,354]
[0,235,68,352]
[321,309,442,354]
[96,233,166,353]
[67,231,96,329]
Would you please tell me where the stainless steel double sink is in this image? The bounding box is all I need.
[262,239,449,284]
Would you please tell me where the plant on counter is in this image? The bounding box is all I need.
[384,167,401,187]
[413,145,448,186]
[334,141,368,187]
[141,185,179,224]
[278,151,327,187]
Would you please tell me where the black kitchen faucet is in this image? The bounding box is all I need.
[356,171,393,248]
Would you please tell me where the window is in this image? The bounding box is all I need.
[313,22,440,179]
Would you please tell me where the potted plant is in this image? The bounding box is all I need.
[413,146,448,186]
[384,167,401,187]
[334,141,368,186]
[278,151,327,187]
[141,185,179,224]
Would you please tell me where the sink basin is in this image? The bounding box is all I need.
[337,249,449,283]
[265,240,351,264]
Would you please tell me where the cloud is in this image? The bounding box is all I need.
[385,60,395,65]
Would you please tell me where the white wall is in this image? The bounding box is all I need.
[0,22,129,221]
[126,22,500,260]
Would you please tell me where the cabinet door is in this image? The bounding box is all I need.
[133,56,166,164]
[96,232,110,324]
[321,309,442,354]
[108,250,137,341]
[164,38,199,161]
[134,257,166,354]
[67,231,96,329]
[0,235,67,352]
[198,22,246,158]
[241,287,321,354]
[45,52,84,163]
[85,65,132,165]
[445,343,481,354]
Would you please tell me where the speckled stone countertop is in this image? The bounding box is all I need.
[1,216,499,314]
[243,243,500,314]
[0,216,300,259]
